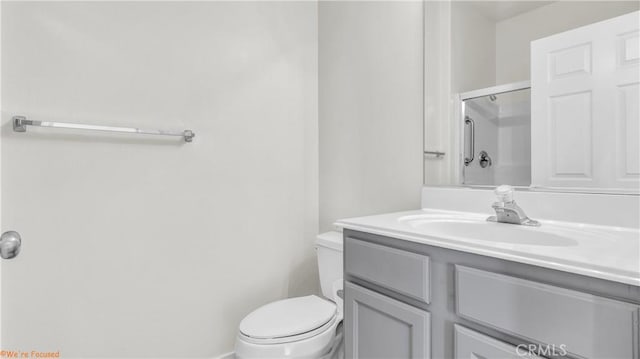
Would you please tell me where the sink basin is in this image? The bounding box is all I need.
[337,209,640,286]
[400,218,579,247]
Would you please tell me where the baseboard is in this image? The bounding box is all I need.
[97,355,234,359]
[214,351,235,359]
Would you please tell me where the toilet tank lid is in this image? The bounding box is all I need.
[316,231,343,251]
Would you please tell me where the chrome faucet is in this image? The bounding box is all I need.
[487,185,540,227]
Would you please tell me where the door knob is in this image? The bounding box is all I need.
[0,231,21,259]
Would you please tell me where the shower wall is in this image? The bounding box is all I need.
[494,90,531,185]
[462,98,499,185]
[1,2,317,357]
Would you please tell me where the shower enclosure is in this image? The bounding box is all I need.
[460,82,532,186]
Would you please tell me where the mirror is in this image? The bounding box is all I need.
[423,1,640,194]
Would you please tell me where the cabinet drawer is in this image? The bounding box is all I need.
[455,325,544,359]
[345,282,431,358]
[345,237,430,303]
[456,265,640,359]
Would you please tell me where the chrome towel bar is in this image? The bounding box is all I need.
[12,116,195,142]
[424,150,445,158]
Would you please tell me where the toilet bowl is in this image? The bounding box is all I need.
[235,231,344,359]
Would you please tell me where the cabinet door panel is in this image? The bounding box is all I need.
[345,281,430,359]
[455,325,545,359]
[456,265,640,359]
[346,237,431,303]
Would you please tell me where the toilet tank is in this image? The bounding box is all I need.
[315,231,343,301]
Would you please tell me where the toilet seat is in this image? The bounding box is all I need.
[239,295,337,344]
[239,314,338,345]
[235,295,342,358]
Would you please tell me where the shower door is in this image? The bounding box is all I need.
[461,85,532,186]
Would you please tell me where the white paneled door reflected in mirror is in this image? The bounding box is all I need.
[423,2,640,195]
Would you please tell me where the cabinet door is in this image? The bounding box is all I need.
[345,237,431,303]
[455,325,545,359]
[455,265,640,359]
[345,281,430,359]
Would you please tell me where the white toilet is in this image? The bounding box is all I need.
[235,231,344,359]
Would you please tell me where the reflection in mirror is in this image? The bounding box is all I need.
[423,0,640,194]
[462,87,531,186]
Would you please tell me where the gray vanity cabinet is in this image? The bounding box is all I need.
[343,229,640,359]
[345,282,431,358]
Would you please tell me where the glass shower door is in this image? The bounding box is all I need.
[462,87,532,186]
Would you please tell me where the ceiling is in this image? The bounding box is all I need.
[466,1,555,21]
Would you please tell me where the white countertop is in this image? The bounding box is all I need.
[336,209,640,287]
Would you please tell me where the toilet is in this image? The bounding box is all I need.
[235,231,344,359]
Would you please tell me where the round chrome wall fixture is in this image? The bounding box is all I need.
[0,231,22,259]
[479,151,492,168]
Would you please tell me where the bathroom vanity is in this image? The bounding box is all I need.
[338,9,640,358]
[337,189,640,359]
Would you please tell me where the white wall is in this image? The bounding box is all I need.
[0,2,3,349]
[496,1,640,84]
[319,1,424,232]
[451,2,497,94]
[1,2,317,358]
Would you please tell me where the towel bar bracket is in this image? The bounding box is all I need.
[13,116,27,132]
[183,130,195,142]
